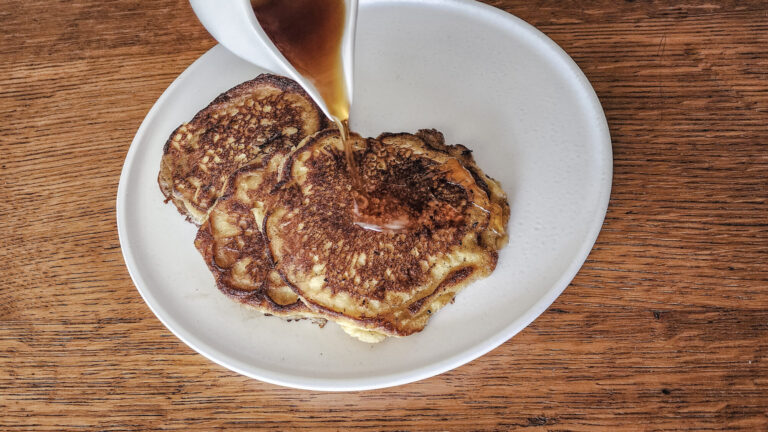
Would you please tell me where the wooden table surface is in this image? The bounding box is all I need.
[2,0,767,430]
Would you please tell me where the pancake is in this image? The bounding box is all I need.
[194,151,325,322]
[263,129,509,341]
[415,129,510,251]
[158,74,327,225]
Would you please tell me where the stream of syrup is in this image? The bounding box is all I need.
[252,0,414,231]
[252,1,493,233]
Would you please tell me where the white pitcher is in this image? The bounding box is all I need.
[189,0,358,120]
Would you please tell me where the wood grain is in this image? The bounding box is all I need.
[1,0,766,430]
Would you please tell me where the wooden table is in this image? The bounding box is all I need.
[2,0,766,429]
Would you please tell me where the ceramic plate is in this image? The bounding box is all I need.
[117,0,611,391]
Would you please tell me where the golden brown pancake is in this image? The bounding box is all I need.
[161,74,509,341]
[194,151,326,321]
[415,129,510,251]
[263,129,509,340]
[158,74,327,224]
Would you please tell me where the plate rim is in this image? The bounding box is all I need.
[116,0,612,391]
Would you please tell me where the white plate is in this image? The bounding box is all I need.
[117,0,611,391]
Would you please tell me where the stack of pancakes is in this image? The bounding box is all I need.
[159,74,509,342]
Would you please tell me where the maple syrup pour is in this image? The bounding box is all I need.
[251,0,415,233]
[334,121,408,232]
[336,118,413,233]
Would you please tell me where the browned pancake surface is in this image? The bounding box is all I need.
[264,130,504,337]
[416,129,510,250]
[161,76,509,339]
[194,152,323,320]
[158,74,326,224]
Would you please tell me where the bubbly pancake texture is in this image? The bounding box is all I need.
[415,129,510,251]
[159,75,509,341]
[194,152,325,321]
[264,130,509,339]
[158,74,326,224]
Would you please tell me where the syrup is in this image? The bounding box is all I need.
[253,0,413,232]
[251,0,348,121]
[252,1,494,234]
